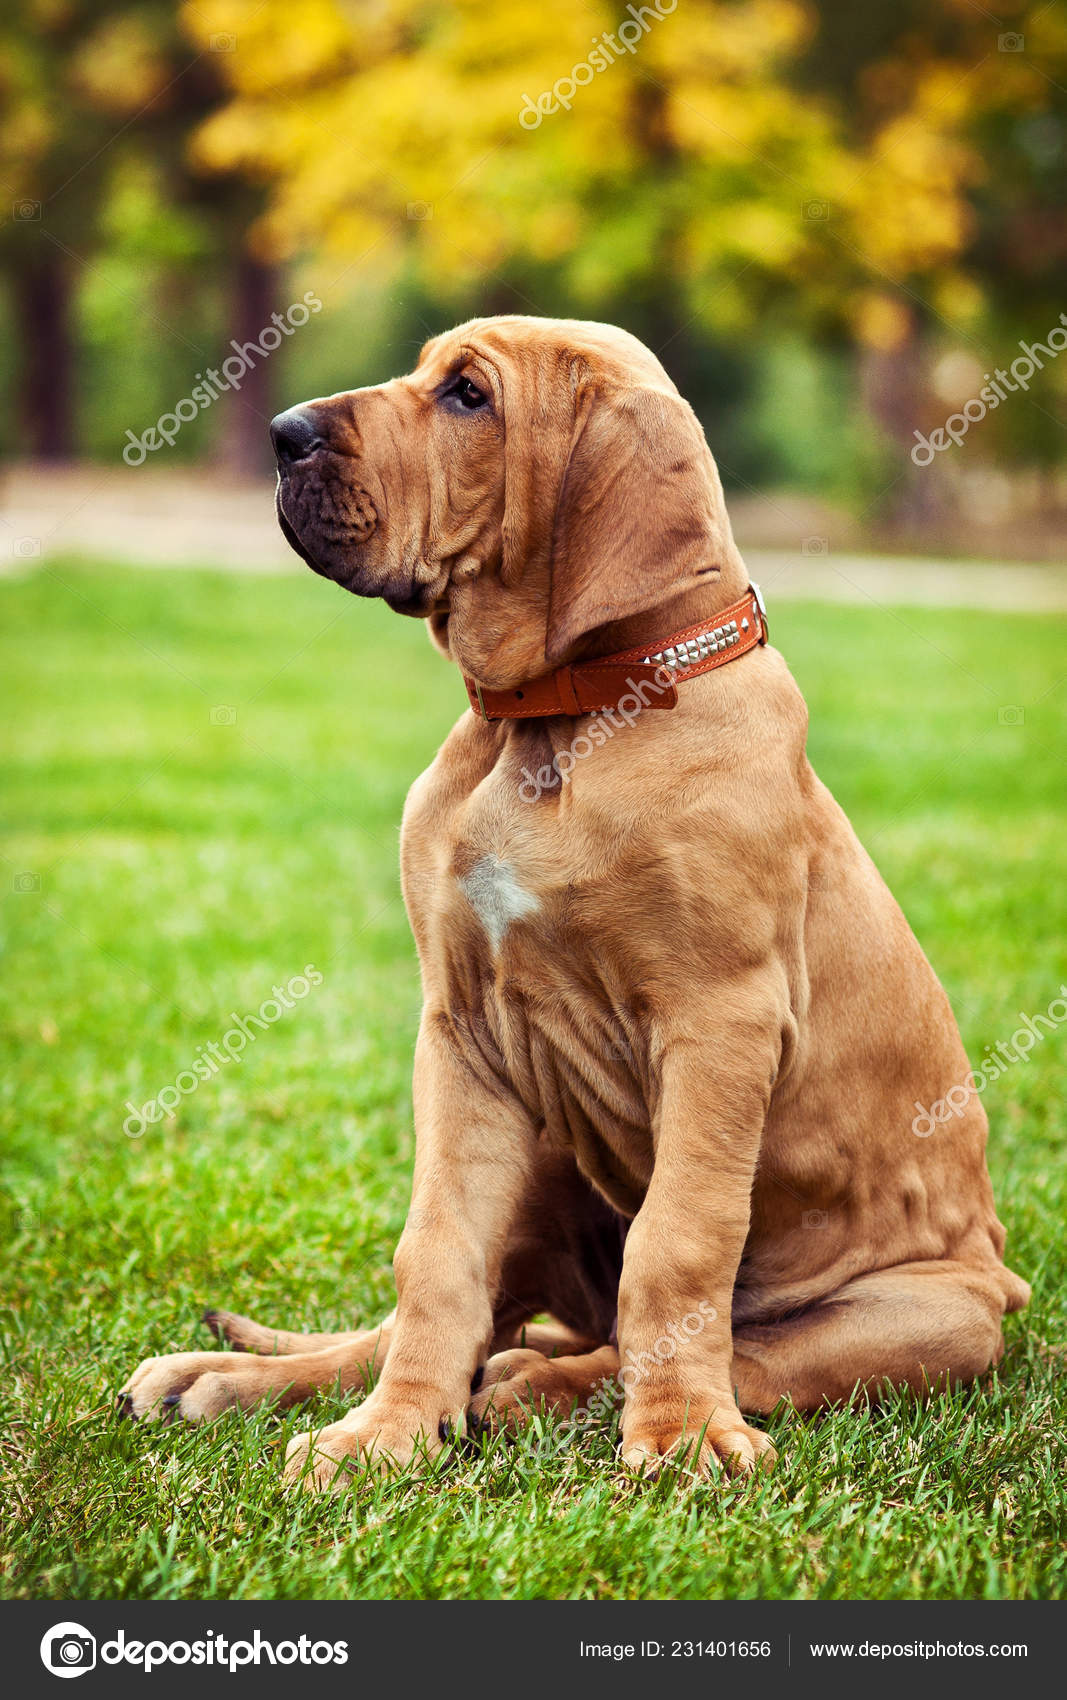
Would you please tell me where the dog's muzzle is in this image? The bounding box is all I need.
[271,408,380,580]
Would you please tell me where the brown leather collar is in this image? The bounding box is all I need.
[464,585,768,721]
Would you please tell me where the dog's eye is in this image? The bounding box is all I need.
[448,375,488,411]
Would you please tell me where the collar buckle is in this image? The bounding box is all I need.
[750,581,768,641]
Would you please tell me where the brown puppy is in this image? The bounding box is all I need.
[122,316,1028,1486]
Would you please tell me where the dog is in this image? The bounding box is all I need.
[122,315,1029,1486]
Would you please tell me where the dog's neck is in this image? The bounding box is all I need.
[563,561,752,666]
[460,568,766,723]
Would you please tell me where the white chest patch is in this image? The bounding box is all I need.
[457,855,540,954]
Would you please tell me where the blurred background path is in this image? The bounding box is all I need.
[4,463,1065,610]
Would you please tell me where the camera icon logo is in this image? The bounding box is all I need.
[210,32,237,51]
[210,704,237,726]
[40,1622,96,1678]
[997,704,1025,727]
[406,201,433,220]
[13,199,41,221]
[998,32,1024,52]
[13,870,41,893]
[802,1209,828,1229]
[802,536,829,557]
[803,200,830,221]
[14,537,41,558]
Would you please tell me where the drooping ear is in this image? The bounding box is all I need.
[499,350,585,592]
[545,383,737,663]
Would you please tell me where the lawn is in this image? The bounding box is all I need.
[1,559,1064,1601]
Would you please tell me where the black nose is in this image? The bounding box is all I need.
[270,408,325,465]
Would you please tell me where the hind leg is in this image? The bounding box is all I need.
[120,1284,614,1427]
[470,1344,620,1432]
[119,1305,610,1424]
[120,1313,397,1420]
[120,1146,623,1428]
[731,1260,1022,1414]
[201,1308,388,1355]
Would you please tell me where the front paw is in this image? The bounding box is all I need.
[621,1410,777,1480]
[282,1400,457,1491]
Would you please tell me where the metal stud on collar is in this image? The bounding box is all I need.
[642,617,741,670]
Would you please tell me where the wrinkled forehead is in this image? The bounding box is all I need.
[414,316,678,393]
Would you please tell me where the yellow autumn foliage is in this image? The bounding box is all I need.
[178,0,1064,334]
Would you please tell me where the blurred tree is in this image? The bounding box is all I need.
[2,0,1062,504]
[181,0,1065,500]
[181,1,858,331]
[177,1,1041,332]
[796,0,1067,520]
[1,3,185,456]
[0,1,277,468]
[2,5,130,454]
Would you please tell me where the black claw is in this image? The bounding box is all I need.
[470,1365,484,1394]
[439,1417,456,1443]
[115,1392,134,1420]
[161,1393,181,1421]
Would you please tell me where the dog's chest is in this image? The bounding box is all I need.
[406,776,655,1212]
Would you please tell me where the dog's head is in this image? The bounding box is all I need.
[272,315,745,688]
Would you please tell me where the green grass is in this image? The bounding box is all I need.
[1,560,1064,1601]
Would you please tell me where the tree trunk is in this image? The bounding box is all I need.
[14,245,75,461]
[858,321,948,540]
[218,252,281,478]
